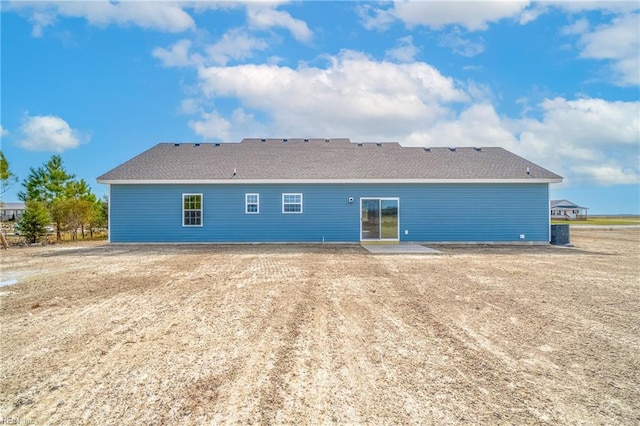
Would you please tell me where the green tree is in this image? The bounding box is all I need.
[67,178,93,200]
[0,150,18,195]
[66,178,97,238]
[87,198,107,238]
[18,155,75,204]
[51,198,94,241]
[16,201,51,244]
[18,155,75,240]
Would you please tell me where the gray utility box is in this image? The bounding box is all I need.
[550,224,570,245]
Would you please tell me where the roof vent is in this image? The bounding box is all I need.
[449,147,456,152]
[325,139,330,142]
[474,147,481,152]
[195,143,200,147]
[527,167,531,175]
[304,138,309,142]
[283,138,288,142]
[174,143,180,147]
[423,147,431,152]
[376,143,382,147]
[260,138,266,142]
[357,143,363,147]
[215,143,220,147]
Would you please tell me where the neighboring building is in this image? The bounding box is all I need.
[550,199,589,220]
[0,202,26,222]
[97,138,562,244]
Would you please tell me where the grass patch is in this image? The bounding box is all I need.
[552,217,640,226]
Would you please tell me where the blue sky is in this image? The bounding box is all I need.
[1,1,639,214]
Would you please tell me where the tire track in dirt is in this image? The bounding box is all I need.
[257,281,317,424]
[356,257,549,422]
[380,253,639,424]
[161,254,316,424]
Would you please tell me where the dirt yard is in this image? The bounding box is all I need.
[1,228,638,424]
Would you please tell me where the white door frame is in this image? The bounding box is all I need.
[359,197,400,242]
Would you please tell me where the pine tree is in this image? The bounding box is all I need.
[16,201,51,244]
[18,155,75,204]
[18,155,75,240]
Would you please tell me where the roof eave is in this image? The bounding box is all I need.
[97,178,563,185]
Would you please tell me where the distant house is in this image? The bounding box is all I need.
[97,138,563,244]
[550,199,588,220]
[0,202,26,222]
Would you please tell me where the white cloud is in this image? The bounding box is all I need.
[179,98,203,115]
[405,103,518,148]
[188,110,231,140]
[571,165,638,186]
[550,1,639,15]
[28,9,57,37]
[189,108,267,141]
[561,18,589,36]
[206,28,269,65]
[533,97,639,150]
[197,50,467,139]
[19,115,87,152]
[9,1,195,36]
[385,36,419,63]
[246,4,312,42]
[0,125,8,137]
[439,32,485,57]
[153,39,203,68]
[407,98,639,186]
[358,4,396,31]
[386,1,531,31]
[516,98,639,185]
[577,13,640,86]
[153,29,270,68]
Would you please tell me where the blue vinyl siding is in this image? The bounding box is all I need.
[109,183,550,243]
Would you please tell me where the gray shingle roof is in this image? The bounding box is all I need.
[0,202,26,210]
[550,200,587,209]
[97,138,562,182]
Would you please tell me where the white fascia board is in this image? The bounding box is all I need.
[97,178,563,185]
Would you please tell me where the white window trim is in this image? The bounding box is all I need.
[245,193,260,214]
[282,193,303,214]
[182,193,203,227]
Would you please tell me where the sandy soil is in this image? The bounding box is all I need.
[1,228,638,425]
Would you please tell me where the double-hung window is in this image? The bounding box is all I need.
[282,193,303,213]
[245,193,259,214]
[183,193,202,226]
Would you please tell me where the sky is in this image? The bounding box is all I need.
[1,1,639,214]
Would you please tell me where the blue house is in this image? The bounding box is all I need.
[97,138,562,244]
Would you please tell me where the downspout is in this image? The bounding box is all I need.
[107,184,111,243]
[547,185,551,243]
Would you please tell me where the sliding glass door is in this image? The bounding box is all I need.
[361,198,399,241]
